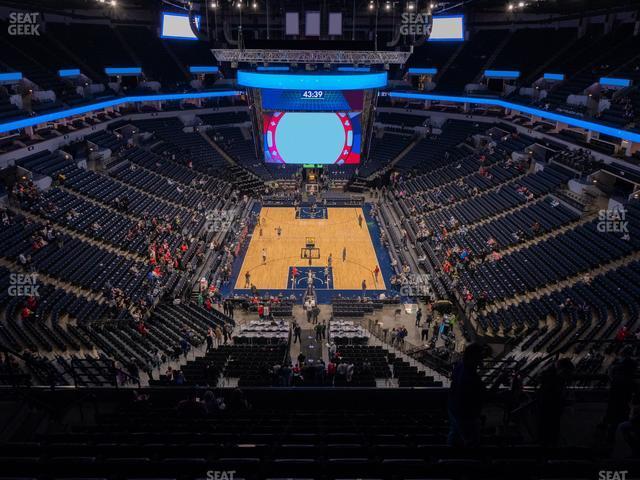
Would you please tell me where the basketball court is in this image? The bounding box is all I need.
[234,206,386,291]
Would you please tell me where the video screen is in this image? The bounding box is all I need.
[428,15,465,41]
[160,12,201,40]
[262,89,364,112]
[263,111,361,165]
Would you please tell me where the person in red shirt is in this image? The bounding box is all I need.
[21,307,32,320]
[137,321,148,336]
[26,296,37,310]
[616,326,629,342]
[443,260,452,274]
[258,304,264,319]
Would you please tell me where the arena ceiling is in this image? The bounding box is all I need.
[2,0,640,16]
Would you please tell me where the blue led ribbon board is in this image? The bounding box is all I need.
[104,67,142,76]
[543,73,565,81]
[0,72,22,82]
[408,68,438,75]
[0,90,243,133]
[600,77,631,88]
[189,66,219,74]
[337,66,371,72]
[58,69,81,78]
[484,70,520,79]
[387,91,640,144]
[237,71,388,90]
[256,66,290,71]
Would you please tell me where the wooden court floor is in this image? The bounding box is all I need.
[234,207,386,291]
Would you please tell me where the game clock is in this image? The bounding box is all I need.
[301,90,324,99]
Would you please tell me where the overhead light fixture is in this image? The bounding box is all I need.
[252,1,257,9]
[407,2,415,10]
[385,1,391,10]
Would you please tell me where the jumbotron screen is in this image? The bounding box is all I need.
[262,88,363,165]
[262,89,364,111]
[263,111,362,165]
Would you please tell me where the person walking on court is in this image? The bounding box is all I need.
[362,279,367,296]
[259,227,263,237]
[276,226,282,238]
[244,271,251,288]
[358,214,364,228]
[321,321,326,339]
[416,307,423,327]
[328,253,333,267]
[373,265,380,284]
[342,247,347,262]
[262,248,267,265]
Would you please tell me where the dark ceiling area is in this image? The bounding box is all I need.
[2,0,640,16]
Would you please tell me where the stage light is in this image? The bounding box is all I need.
[252,1,257,9]
[407,2,415,10]
[369,1,375,10]
[211,1,217,7]
[385,1,391,10]
[507,3,514,10]
[110,0,117,5]
[518,1,524,7]
[237,1,242,8]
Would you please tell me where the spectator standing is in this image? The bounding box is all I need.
[536,358,575,447]
[293,322,302,344]
[448,343,487,447]
[206,328,214,352]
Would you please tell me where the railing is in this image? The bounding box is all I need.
[366,319,455,378]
